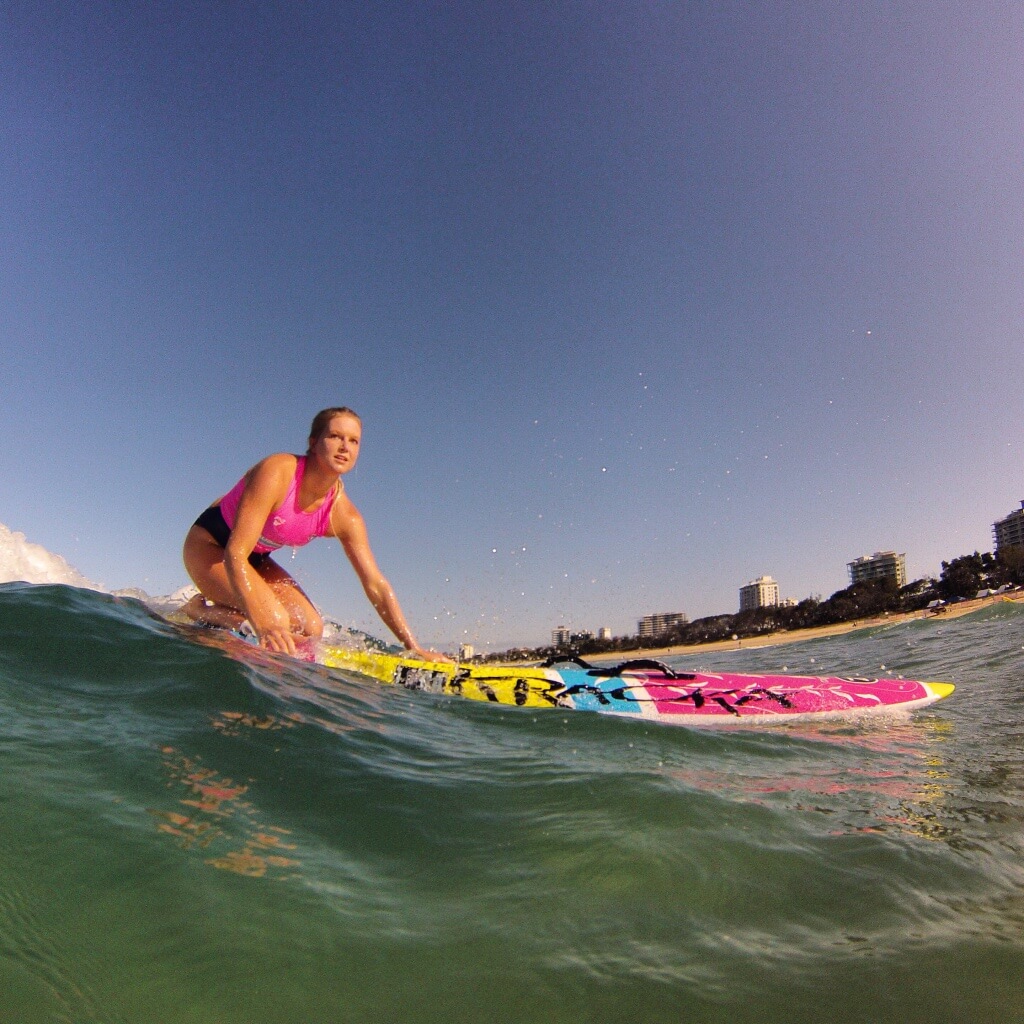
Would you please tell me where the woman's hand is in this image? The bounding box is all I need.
[257,623,298,656]
[409,645,453,664]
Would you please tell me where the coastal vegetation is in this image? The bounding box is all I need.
[480,548,1024,664]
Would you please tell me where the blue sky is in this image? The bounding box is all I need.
[2,1,1022,650]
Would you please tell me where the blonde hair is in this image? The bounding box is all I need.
[307,407,361,452]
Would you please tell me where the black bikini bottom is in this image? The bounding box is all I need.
[193,505,270,568]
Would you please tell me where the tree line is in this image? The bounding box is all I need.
[479,547,1024,664]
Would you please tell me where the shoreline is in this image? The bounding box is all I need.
[583,593,1019,664]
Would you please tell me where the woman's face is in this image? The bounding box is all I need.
[311,413,361,474]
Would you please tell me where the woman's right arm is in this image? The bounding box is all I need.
[222,455,297,653]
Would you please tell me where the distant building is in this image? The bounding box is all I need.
[597,626,612,641]
[993,501,1024,554]
[638,612,688,639]
[458,644,474,660]
[551,626,571,648]
[848,551,907,588]
[739,575,780,611]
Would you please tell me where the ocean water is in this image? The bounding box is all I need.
[1,582,1023,1023]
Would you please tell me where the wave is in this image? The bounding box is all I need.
[2,579,1024,1020]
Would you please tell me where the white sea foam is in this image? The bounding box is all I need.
[0,521,196,612]
[0,521,104,591]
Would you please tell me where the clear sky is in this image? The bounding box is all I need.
[2,1,1022,651]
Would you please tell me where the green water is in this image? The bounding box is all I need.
[1,583,1023,1022]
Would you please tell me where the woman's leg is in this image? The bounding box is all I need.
[256,558,324,639]
[182,526,323,639]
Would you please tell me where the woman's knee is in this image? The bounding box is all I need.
[293,605,324,639]
[275,591,322,639]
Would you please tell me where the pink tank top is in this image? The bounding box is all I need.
[218,455,338,554]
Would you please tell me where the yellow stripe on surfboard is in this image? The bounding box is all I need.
[321,647,564,709]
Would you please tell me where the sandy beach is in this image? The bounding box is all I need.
[586,593,1020,663]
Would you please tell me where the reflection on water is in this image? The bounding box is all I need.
[661,716,957,843]
[152,747,301,880]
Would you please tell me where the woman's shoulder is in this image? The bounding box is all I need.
[244,453,299,490]
[251,452,299,474]
[328,488,363,535]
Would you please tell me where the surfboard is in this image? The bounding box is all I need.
[320,647,955,727]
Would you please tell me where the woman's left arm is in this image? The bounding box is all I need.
[334,497,448,661]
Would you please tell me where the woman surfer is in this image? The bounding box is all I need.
[182,406,441,659]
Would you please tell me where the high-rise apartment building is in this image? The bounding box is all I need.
[637,612,688,639]
[847,551,907,588]
[739,575,780,611]
[993,501,1024,553]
